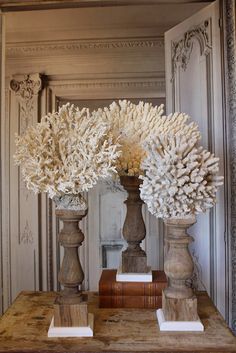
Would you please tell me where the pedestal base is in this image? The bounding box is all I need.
[116,267,152,282]
[48,314,94,337]
[156,309,204,332]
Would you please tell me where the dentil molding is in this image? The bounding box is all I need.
[7,37,164,58]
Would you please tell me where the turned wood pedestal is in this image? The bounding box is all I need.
[157,217,203,331]
[120,176,149,274]
[49,209,93,337]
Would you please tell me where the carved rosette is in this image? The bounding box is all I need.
[171,21,212,80]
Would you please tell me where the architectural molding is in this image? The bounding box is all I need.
[48,77,166,99]
[172,20,212,78]
[223,0,236,334]
[10,73,42,132]
[6,37,164,59]
[20,221,34,245]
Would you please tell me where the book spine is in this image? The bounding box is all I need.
[99,282,166,296]
[99,296,162,309]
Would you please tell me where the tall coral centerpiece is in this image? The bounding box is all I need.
[140,132,223,331]
[94,100,201,277]
[14,103,120,337]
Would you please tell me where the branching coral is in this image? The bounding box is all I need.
[93,100,200,176]
[140,133,223,218]
[14,103,120,209]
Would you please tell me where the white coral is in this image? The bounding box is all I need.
[140,133,223,218]
[14,103,121,203]
[93,100,200,176]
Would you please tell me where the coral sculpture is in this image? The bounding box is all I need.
[14,103,120,210]
[140,133,223,218]
[93,100,200,176]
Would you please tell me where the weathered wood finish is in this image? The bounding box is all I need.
[164,217,196,299]
[0,291,235,353]
[54,209,89,327]
[162,291,199,321]
[120,176,148,273]
[163,217,198,321]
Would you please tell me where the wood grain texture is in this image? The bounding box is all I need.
[54,300,88,327]
[162,292,198,321]
[0,291,235,353]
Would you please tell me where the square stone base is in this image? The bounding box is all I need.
[48,314,94,337]
[116,267,152,282]
[156,309,204,332]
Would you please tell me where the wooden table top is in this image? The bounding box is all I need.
[0,291,235,353]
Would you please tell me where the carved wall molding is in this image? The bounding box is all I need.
[171,20,212,79]
[48,77,166,98]
[20,221,34,245]
[7,37,164,58]
[223,0,236,334]
[49,79,165,90]
[10,73,42,132]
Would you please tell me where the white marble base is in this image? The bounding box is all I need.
[116,267,152,282]
[156,309,204,332]
[48,314,94,337]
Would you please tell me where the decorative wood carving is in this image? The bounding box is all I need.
[120,176,148,273]
[20,221,33,245]
[171,21,212,79]
[10,74,42,133]
[54,209,89,327]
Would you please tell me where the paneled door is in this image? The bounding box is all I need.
[165,0,227,318]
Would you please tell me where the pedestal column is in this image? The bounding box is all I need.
[120,176,148,273]
[48,209,93,336]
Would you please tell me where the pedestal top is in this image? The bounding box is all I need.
[0,291,235,353]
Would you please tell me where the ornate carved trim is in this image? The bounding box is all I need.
[20,221,33,244]
[7,37,164,58]
[172,21,212,79]
[10,73,42,132]
[50,79,164,90]
[223,0,236,334]
[49,78,166,98]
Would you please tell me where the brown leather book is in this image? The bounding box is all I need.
[99,295,162,308]
[99,270,167,297]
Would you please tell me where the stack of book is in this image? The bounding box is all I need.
[99,269,167,309]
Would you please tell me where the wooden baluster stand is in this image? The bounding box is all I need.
[116,176,152,282]
[157,217,204,331]
[120,176,148,273]
[48,209,93,337]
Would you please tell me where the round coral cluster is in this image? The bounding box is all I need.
[140,133,223,218]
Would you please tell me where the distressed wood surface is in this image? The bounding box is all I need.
[54,209,89,328]
[0,291,235,353]
[120,176,148,273]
